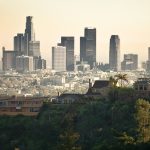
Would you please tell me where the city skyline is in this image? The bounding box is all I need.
[1,0,150,66]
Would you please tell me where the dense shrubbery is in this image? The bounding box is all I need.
[1,94,150,149]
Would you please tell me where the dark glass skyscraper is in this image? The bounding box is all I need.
[58,37,74,71]
[109,35,120,71]
[80,37,86,62]
[24,16,35,55]
[80,27,96,68]
[25,16,34,42]
[14,33,25,55]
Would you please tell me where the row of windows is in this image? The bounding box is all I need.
[0,101,42,106]
[0,107,40,112]
[135,86,148,91]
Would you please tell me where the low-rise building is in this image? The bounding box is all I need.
[121,54,138,71]
[53,93,84,104]
[86,79,110,99]
[75,61,90,72]
[134,78,150,99]
[0,96,45,116]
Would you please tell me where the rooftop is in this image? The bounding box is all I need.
[93,80,110,88]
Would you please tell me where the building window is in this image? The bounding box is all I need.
[30,107,39,112]
[144,86,147,90]
[16,109,22,112]
[140,86,143,90]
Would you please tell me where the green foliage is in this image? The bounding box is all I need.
[108,87,135,101]
[115,73,128,87]
[59,131,81,150]
[109,74,128,88]
[117,132,135,145]
[135,99,150,143]
[109,76,118,87]
[1,96,150,149]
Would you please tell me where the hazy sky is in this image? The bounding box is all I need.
[0,0,150,66]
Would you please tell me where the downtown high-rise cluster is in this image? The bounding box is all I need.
[2,16,46,72]
[52,28,140,72]
[52,27,97,72]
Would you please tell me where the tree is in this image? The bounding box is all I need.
[59,105,81,150]
[118,132,135,145]
[59,131,81,150]
[115,73,128,87]
[109,76,118,87]
[135,99,150,143]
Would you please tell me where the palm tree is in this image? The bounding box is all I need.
[109,76,118,87]
[115,73,128,87]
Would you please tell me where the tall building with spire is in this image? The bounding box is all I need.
[80,27,96,69]
[25,16,34,42]
[109,35,120,71]
[24,16,35,55]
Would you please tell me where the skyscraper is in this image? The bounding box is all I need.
[145,47,150,71]
[14,33,25,55]
[24,16,35,55]
[80,27,96,68]
[109,35,120,71]
[25,16,34,42]
[52,46,66,72]
[58,37,74,71]
[80,37,86,62]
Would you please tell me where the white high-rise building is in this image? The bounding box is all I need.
[52,46,66,72]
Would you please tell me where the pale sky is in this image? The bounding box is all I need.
[0,0,150,67]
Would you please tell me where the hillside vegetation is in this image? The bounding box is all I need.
[1,92,150,149]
